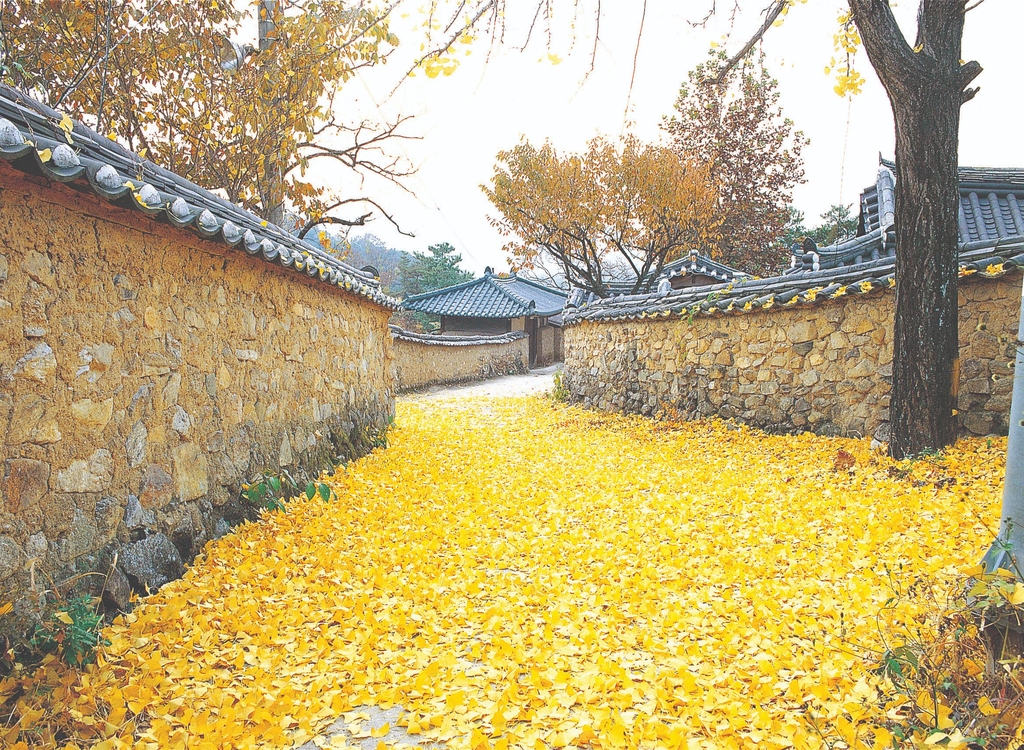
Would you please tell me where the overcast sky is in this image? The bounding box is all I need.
[323,0,1023,275]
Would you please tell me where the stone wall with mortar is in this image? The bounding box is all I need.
[392,330,529,392]
[0,165,394,619]
[563,274,1020,440]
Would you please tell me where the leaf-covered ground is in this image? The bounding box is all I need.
[2,397,1006,749]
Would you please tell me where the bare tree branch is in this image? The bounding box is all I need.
[707,0,785,84]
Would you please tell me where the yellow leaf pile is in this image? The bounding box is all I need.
[1,398,1005,749]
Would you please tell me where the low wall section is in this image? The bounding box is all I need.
[391,327,529,392]
[564,275,1019,440]
[0,164,394,616]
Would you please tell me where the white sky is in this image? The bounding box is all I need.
[319,0,1024,275]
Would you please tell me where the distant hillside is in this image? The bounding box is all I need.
[345,234,409,293]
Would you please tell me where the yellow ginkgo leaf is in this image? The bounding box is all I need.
[1009,582,1024,605]
[54,611,74,625]
[37,148,52,162]
[369,723,389,738]
[978,696,1000,716]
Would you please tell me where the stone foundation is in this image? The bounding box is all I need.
[563,275,1019,439]
[391,328,529,392]
[0,165,394,623]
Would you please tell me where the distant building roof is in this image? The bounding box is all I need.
[603,251,749,296]
[0,85,395,308]
[402,268,567,318]
[791,158,1024,274]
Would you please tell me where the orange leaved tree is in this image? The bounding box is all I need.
[0,0,410,230]
[483,135,719,297]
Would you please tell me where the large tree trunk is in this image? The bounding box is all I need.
[849,0,979,459]
[888,74,962,457]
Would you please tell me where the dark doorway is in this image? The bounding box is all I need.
[526,318,538,367]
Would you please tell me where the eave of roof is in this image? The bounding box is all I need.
[564,240,1024,326]
[0,86,397,309]
[389,325,528,346]
[402,273,566,318]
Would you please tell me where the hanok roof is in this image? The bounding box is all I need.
[0,85,395,308]
[564,240,1024,326]
[792,159,1024,275]
[604,251,748,296]
[401,269,567,318]
[565,158,1024,327]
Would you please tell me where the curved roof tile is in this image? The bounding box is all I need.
[402,272,567,318]
[0,85,397,310]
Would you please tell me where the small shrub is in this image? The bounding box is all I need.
[551,370,570,402]
[827,560,1024,749]
[28,595,107,668]
[241,470,335,512]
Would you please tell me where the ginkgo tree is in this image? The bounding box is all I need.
[0,0,412,230]
[484,135,720,296]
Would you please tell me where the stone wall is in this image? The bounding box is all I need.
[391,328,529,392]
[0,165,394,617]
[563,274,1020,440]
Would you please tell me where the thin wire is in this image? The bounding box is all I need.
[838,93,853,211]
[55,0,169,107]
[620,0,647,137]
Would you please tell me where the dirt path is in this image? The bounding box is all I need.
[400,364,561,401]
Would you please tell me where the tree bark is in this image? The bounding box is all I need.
[849,0,978,459]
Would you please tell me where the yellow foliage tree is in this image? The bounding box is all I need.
[483,135,720,297]
[0,0,410,229]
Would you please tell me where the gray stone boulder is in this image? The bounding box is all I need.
[118,533,183,593]
[101,566,132,612]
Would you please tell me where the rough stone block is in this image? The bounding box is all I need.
[848,359,875,378]
[173,444,209,502]
[102,566,132,612]
[0,536,22,581]
[139,465,174,510]
[71,398,114,432]
[13,342,56,383]
[125,420,148,468]
[55,449,113,493]
[119,533,184,593]
[787,320,817,344]
[170,406,192,437]
[60,508,98,562]
[3,458,49,513]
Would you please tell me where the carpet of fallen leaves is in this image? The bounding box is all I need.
[1,397,1007,749]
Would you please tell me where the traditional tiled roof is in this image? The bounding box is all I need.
[604,251,749,295]
[661,251,750,284]
[401,270,567,318]
[0,85,396,309]
[791,158,1024,275]
[389,326,528,346]
[858,159,1024,246]
[563,240,1024,326]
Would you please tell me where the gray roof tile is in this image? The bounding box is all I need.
[402,271,567,318]
[0,85,396,309]
[389,326,528,346]
[565,241,1024,326]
